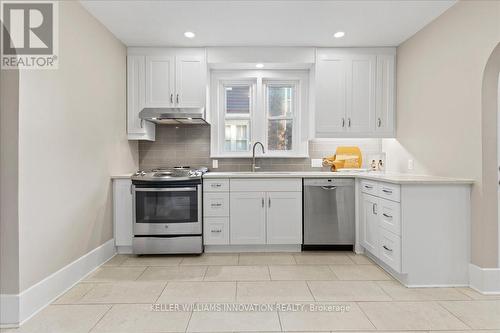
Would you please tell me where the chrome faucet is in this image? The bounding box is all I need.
[251,141,265,172]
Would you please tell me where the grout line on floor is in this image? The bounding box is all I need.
[154,281,169,303]
[133,266,148,281]
[354,301,378,331]
[305,281,317,302]
[86,303,113,333]
[435,300,474,330]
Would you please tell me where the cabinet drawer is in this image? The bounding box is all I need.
[230,179,302,192]
[360,180,378,195]
[378,228,401,273]
[378,198,401,235]
[203,179,229,192]
[203,192,229,217]
[378,182,400,202]
[203,217,229,245]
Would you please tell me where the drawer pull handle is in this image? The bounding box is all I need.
[372,203,377,215]
[382,213,392,218]
[211,229,222,233]
[211,184,222,188]
[364,185,373,189]
[211,203,222,207]
[382,189,393,194]
[383,245,393,252]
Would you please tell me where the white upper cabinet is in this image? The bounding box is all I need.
[347,55,376,133]
[315,48,395,138]
[175,55,207,107]
[127,55,155,141]
[375,54,396,136]
[145,56,175,107]
[127,48,207,140]
[315,55,348,134]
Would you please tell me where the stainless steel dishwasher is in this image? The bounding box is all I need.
[303,178,355,250]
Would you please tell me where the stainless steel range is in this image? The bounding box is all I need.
[131,166,207,254]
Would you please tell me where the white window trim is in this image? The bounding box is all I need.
[210,70,309,158]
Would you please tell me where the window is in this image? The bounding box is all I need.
[211,71,308,157]
[223,83,254,152]
[265,83,295,151]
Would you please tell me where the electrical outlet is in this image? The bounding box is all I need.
[212,159,219,169]
[311,159,323,168]
[408,159,414,170]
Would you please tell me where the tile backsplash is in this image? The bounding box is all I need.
[139,125,382,171]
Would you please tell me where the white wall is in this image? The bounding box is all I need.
[0,68,20,295]
[16,1,138,291]
[382,0,500,267]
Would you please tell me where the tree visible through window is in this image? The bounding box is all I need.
[267,84,294,151]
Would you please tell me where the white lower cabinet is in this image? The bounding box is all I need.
[266,192,302,244]
[378,227,401,272]
[360,193,379,256]
[112,178,134,251]
[360,183,402,273]
[230,192,267,244]
[202,178,302,247]
[203,217,230,245]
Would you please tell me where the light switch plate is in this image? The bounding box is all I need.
[212,159,219,169]
[408,159,414,170]
[311,159,323,168]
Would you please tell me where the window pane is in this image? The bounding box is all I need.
[268,119,292,151]
[225,86,250,115]
[224,119,250,152]
[268,86,293,117]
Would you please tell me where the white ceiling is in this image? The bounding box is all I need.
[80,0,456,47]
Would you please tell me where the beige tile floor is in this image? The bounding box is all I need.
[2,252,500,333]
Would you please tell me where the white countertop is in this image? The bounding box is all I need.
[111,174,134,179]
[202,171,474,185]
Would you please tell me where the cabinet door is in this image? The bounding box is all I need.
[175,55,206,107]
[266,192,302,244]
[145,56,175,107]
[204,217,230,245]
[230,192,266,244]
[127,56,145,134]
[315,54,348,136]
[375,55,395,135]
[361,193,379,256]
[346,55,376,133]
[113,179,133,248]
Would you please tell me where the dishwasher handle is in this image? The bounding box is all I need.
[321,185,337,190]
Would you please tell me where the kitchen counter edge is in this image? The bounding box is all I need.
[202,171,474,185]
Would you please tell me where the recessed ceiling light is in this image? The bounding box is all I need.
[255,63,264,68]
[184,31,195,39]
[334,31,345,38]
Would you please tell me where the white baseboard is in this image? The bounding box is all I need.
[469,263,500,294]
[0,239,116,328]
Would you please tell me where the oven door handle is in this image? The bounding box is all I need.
[133,187,197,192]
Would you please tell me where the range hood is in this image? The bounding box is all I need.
[139,107,208,125]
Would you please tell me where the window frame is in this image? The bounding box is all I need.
[263,80,300,155]
[210,70,309,158]
[221,81,255,153]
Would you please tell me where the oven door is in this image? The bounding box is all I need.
[133,185,202,235]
